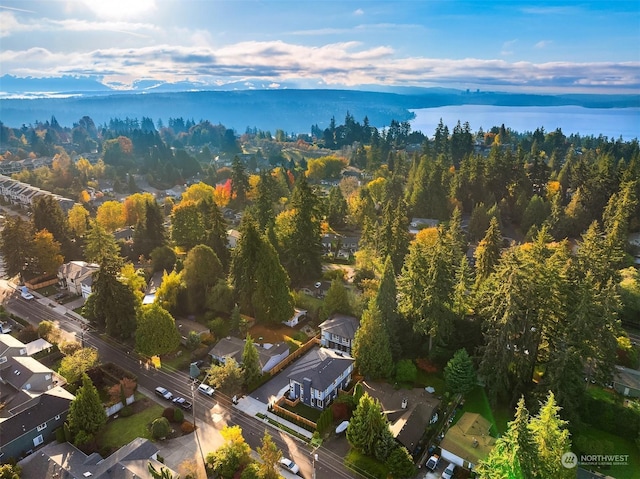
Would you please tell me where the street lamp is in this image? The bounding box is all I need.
[312,452,318,479]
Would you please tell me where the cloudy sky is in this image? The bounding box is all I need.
[1,0,639,93]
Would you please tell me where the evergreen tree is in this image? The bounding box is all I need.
[321,278,352,319]
[326,185,348,229]
[387,447,417,479]
[252,235,294,324]
[353,302,393,379]
[84,220,121,265]
[183,244,224,313]
[346,393,390,457]
[133,199,166,259]
[67,374,107,438]
[278,176,323,285]
[374,256,401,359]
[444,348,476,395]
[474,216,502,284]
[89,257,138,338]
[242,334,262,386]
[452,256,473,319]
[170,200,205,250]
[32,195,75,259]
[230,156,250,206]
[199,196,230,272]
[253,170,277,233]
[230,215,262,316]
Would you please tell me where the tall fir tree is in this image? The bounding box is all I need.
[374,256,402,359]
[242,333,262,386]
[67,374,107,439]
[353,302,394,379]
[474,216,503,285]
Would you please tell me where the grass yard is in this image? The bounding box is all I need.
[344,449,388,479]
[452,386,511,436]
[248,322,305,344]
[98,398,164,451]
[573,424,640,479]
[282,400,323,422]
[414,369,446,394]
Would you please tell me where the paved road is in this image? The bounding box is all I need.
[1,281,358,479]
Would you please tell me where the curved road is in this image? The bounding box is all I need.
[1,283,359,479]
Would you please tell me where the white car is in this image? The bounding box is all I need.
[155,386,173,401]
[197,383,215,397]
[20,286,34,300]
[279,457,300,475]
[442,463,456,479]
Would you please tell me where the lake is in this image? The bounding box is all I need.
[409,105,640,140]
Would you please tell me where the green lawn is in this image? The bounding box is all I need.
[98,401,164,451]
[283,401,323,422]
[452,386,511,436]
[344,449,388,479]
[573,424,640,479]
[414,370,446,394]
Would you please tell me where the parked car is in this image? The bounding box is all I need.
[426,454,440,471]
[155,386,173,401]
[20,286,34,300]
[442,463,456,479]
[279,457,300,474]
[172,397,192,410]
[197,383,215,397]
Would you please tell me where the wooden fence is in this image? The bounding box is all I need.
[269,335,320,376]
[271,396,317,430]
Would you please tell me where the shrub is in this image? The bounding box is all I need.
[395,359,417,384]
[151,417,171,439]
[55,427,66,443]
[119,405,133,417]
[162,407,175,422]
[181,421,195,434]
[173,407,184,423]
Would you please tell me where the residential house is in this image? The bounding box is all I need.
[362,381,440,454]
[613,365,640,398]
[1,356,56,394]
[17,436,177,478]
[409,218,439,235]
[227,229,241,248]
[319,314,359,355]
[287,347,354,410]
[439,412,496,471]
[0,334,28,369]
[113,226,134,242]
[209,337,290,373]
[0,174,75,212]
[57,260,99,298]
[0,386,74,462]
[283,308,307,327]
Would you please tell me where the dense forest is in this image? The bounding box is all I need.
[1,111,639,477]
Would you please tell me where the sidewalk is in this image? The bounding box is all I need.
[235,395,314,440]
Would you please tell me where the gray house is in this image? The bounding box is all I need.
[319,314,359,355]
[613,365,640,398]
[0,386,75,462]
[18,436,176,478]
[0,335,28,370]
[287,347,354,410]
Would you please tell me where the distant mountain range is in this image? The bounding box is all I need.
[1,75,638,133]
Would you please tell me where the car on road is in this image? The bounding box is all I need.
[155,386,173,401]
[441,463,456,479]
[279,457,300,475]
[172,397,192,410]
[20,286,34,300]
[197,383,215,397]
[425,454,440,471]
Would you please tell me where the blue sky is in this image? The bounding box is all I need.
[1,0,639,93]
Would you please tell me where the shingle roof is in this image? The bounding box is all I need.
[318,314,359,340]
[0,386,74,444]
[287,347,354,391]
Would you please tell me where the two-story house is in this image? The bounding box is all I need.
[0,386,75,463]
[287,347,354,410]
[57,260,99,298]
[0,335,28,370]
[319,314,359,355]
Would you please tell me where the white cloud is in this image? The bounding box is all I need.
[534,40,552,49]
[501,39,517,56]
[353,8,364,16]
[1,40,638,92]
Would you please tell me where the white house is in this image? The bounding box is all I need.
[57,261,99,298]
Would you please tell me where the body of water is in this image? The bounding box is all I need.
[409,105,640,140]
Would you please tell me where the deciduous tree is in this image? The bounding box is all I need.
[96,200,126,232]
[256,431,282,479]
[59,348,99,384]
[135,303,181,356]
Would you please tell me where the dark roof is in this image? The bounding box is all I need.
[0,386,74,444]
[287,347,354,391]
[319,314,359,340]
[17,437,172,479]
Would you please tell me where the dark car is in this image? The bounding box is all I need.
[172,397,192,410]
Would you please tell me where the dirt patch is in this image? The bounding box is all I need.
[248,322,308,344]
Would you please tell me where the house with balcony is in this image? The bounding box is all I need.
[319,314,359,355]
[287,347,354,410]
[58,260,99,298]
